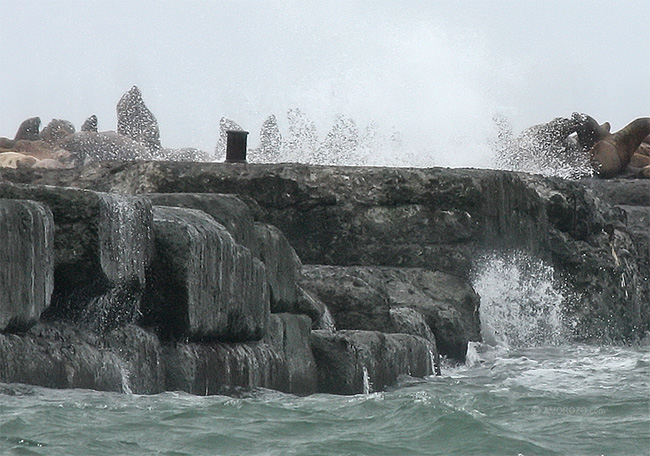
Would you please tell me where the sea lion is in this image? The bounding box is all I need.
[627,149,650,179]
[40,119,75,144]
[59,130,153,164]
[0,151,38,168]
[13,117,41,141]
[0,137,16,150]
[32,158,69,169]
[116,86,161,154]
[590,117,650,178]
[81,115,98,132]
[14,139,57,159]
[629,152,650,168]
[635,134,650,157]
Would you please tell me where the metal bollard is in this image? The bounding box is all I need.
[225,130,249,163]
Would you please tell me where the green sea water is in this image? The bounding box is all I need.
[1,343,648,456]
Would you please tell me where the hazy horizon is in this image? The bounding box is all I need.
[1,0,648,167]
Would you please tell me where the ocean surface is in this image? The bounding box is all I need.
[2,254,648,456]
[0,342,648,456]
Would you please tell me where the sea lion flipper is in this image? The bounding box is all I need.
[590,117,650,178]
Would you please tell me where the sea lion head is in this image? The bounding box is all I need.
[572,113,611,151]
[599,122,611,136]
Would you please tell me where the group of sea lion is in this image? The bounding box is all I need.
[1,86,648,179]
[0,87,210,168]
[0,117,78,169]
[494,112,649,179]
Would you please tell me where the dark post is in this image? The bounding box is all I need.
[225,130,249,163]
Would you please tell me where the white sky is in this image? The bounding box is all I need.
[1,0,649,167]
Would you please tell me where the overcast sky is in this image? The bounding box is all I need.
[1,0,648,167]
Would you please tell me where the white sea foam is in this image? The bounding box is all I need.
[362,366,372,395]
[471,251,570,349]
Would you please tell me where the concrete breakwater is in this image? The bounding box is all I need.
[0,162,648,395]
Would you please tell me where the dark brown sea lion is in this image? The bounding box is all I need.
[590,117,650,178]
[13,117,41,141]
[40,119,75,144]
[81,115,98,132]
[0,137,16,150]
[116,86,161,154]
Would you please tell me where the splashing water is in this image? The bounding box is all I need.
[491,115,594,179]
[115,357,133,395]
[471,251,570,349]
[362,366,373,395]
[243,109,406,167]
[216,107,597,177]
[316,306,336,332]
